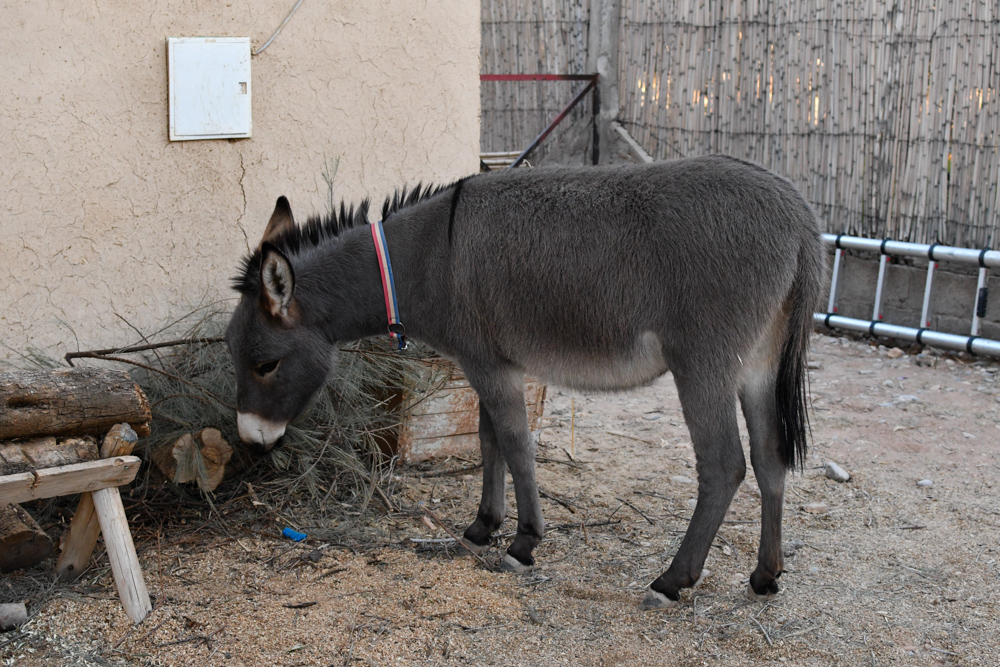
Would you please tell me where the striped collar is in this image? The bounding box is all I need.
[370,220,407,350]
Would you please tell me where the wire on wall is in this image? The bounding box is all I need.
[254,0,306,56]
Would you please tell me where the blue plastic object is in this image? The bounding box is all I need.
[282,527,307,542]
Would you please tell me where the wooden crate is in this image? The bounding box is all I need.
[394,359,546,464]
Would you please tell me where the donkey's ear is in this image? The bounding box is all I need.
[259,243,297,322]
[259,196,295,248]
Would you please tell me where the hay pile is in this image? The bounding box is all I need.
[67,308,444,517]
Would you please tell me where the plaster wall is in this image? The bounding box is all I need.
[1,2,480,362]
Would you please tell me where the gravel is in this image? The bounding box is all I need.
[5,333,1000,666]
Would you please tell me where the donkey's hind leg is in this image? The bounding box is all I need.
[462,402,507,554]
[740,370,787,598]
[463,366,543,572]
[644,376,746,608]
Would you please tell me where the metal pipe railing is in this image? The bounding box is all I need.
[819,233,998,358]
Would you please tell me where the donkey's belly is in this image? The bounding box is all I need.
[519,331,669,391]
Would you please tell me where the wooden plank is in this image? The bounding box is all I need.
[0,456,141,506]
[397,371,546,462]
[56,423,139,582]
[402,433,481,464]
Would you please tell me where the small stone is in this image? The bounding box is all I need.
[917,479,933,487]
[824,461,851,483]
[0,603,27,631]
[896,395,920,403]
[526,606,544,625]
[782,539,807,557]
[670,475,694,485]
[643,412,663,421]
[962,432,975,439]
[802,502,828,514]
[809,566,820,574]
[686,498,698,510]
[887,347,905,359]
[728,572,747,586]
[807,360,822,370]
[882,379,896,387]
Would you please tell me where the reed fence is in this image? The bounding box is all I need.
[618,0,1000,247]
[481,0,592,161]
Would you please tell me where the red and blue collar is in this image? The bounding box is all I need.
[370,220,407,350]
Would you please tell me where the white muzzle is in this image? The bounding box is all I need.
[237,412,288,449]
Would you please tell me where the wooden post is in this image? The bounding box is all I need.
[56,424,138,581]
[91,485,151,623]
[586,0,622,165]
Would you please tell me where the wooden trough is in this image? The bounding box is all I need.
[392,358,546,463]
[0,368,152,624]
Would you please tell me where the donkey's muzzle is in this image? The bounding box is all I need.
[237,412,288,452]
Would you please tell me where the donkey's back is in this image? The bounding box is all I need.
[419,156,823,394]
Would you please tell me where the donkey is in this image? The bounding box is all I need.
[225,155,826,609]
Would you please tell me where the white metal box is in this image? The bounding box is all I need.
[167,37,252,141]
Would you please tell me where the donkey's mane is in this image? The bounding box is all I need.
[232,180,465,294]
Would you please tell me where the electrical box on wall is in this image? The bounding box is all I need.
[167,37,251,141]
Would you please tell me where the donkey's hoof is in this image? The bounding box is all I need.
[745,582,780,602]
[640,590,678,611]
[460,538,490,556]
[500,553,534,573]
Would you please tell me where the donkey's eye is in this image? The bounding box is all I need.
[254,360,280,377]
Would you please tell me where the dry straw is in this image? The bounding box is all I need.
[66,307,444,516]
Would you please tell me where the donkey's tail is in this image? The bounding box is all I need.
[775,229,826,470]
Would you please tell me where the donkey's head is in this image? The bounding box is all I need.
[226,197,337,453]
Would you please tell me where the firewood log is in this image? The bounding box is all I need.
[0,504,53,573]
[151,428,233,492]
[0,436,99,475]
[0,369,150,439]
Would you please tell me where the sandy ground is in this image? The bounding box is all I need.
[4,332,1000,666]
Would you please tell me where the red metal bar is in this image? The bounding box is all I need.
[480,74,598,82]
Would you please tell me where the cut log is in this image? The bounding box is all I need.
[0,436,99,475]
[151,427,233,492]
[0,504,53,573]
[0,368,150,440]
[56,424,139,582]
[0,456,141,506]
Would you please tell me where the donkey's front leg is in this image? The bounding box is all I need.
[461,402,507,553]
[464,367,544,572]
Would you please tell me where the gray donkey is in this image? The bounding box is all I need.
[225,156,825,609]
